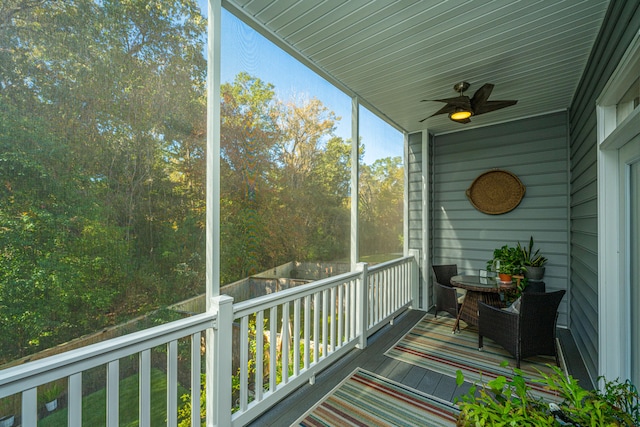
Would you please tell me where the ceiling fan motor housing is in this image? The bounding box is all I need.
[453,82,470,93]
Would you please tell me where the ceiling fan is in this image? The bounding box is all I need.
[420,82,517,124]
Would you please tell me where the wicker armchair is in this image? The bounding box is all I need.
[432,264,458,286]
[432,265,463,321]
[478,290,565,368]
[433,281,461,320]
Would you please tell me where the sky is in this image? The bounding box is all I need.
[198,2,404,165]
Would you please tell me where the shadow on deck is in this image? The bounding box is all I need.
[248,308,592,426]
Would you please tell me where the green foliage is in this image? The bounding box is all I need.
[597,377,640,424]
[0,119,130,358]
[0,397,15,417]
[178,373,206,427]
[0,0,404,367]
[359,156,404,257]
[455,364,640,426]
[39,383,63,404]
[487,244,523,275]
[517,236,548,267]
[0,0,208,362]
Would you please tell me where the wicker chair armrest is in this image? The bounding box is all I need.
[478,300,517,324]
[478,301,519,353]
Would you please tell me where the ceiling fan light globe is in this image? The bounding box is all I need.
[449,109,472,121]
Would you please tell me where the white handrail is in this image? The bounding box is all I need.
[229,255,416,426]
[0,254,418,427]
[0,312,216,398]
[232,270,361,318]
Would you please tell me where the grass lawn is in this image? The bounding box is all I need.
[360,253,404,264]
[335,253,403,264]
[39,368,190,426]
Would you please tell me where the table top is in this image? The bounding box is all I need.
[450,275,515,293]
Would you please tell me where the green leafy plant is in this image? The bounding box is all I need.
[178,373,206,427]
[518,236,547,267]
[455,362,640,426]
[39,383,62,404]
[594,376,640,425]
[487,244,522,276]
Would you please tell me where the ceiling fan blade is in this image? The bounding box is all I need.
[422,104,457,118]
[473,99,518,115]
[422,96,471,108]
[419,100,473,122]
[470,83,494,108]
[419,96,471,122]
[419,108,451,122]
[440,96,471,109]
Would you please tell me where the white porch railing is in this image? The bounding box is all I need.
[0,254,419,427]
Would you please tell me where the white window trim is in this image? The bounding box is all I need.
[596,30,640,383]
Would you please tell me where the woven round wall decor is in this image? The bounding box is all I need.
[466,169,525,215]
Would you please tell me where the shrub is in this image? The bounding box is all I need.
[455,362,639,426]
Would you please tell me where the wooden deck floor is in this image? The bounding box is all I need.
[247,308,592,426]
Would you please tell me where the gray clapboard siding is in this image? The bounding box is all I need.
[404,3,639,386]
[431,112,570,326]
[568,0,640,385]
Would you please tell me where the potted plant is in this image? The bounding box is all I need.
[517,236,547,282]
[487,244,522,283]
[40,383,62,412]
[455,364,640,426]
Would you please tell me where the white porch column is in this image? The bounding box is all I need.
[421,131,430,310]
[403,132,410,257]
[351,96,359,270]
[208,295,233,427]
[206,1,223,426]
[206,0,222,304]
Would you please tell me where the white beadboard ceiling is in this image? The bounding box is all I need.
[223,0,611,135]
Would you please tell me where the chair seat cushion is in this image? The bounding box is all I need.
[503,296,522,314]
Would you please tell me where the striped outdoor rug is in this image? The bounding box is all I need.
[293,368,459,427]
[384,314,565,400]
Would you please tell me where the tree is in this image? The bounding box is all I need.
[0,105,129,358]
[0,0,402,364]
[359,156,404,256]
[218,80,351,276]
[219,73,280,281]
[0,0,208,362]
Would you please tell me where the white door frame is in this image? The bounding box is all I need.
[620,136,640,387]
[596,33,640,383]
